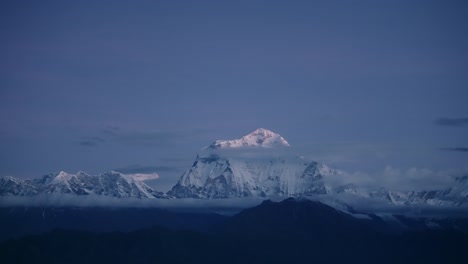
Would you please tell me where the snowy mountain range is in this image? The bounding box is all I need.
[0,171,165,199]
[365,175,468,206]
[1,128,467,208]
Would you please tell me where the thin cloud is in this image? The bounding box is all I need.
[0,194,266,212]
[113,164,185,192]
[126,173,160,181]
[79,137,106,147]
[78,128,189,148]
[434,117,468,127]
[102,125,120,135]
[113,164,182,174]
[441,147,468,153]
[115,131,184,146]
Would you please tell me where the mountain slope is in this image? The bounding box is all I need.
[223,198,384,238]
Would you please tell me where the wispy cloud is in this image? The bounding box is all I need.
[112,164,185,191]
[113,164,181,174]
[78,127,188,148]
[101,125,120,135]
[441,147,468,153]
[115,131,184,146]
[126,173,160,181]
[434,117,468,127]
[79,137,106,147]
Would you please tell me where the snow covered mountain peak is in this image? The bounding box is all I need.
[169,129,341,198]
[209,128,290,149]
[51,171,73,183]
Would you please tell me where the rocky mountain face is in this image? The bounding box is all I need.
[0,171,165,199]
[0,176,38,196]
[168,128,341,198]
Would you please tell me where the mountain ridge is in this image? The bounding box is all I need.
[0,171,165,199]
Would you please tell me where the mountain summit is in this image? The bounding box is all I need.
[209,128,290,149]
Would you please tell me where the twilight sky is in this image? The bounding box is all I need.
[1,0,467,191]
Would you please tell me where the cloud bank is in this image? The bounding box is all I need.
[1,194,466,217]
[0,194,266,214]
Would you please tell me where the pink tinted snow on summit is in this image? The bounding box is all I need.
[210,128,290,149]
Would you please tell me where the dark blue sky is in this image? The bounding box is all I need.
[1,0,467,190]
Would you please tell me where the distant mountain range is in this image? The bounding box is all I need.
[0,171,165,199]
[337,176,468,206]
[1,128,467,209]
